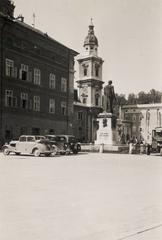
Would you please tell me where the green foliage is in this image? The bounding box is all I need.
[113,89,161,116]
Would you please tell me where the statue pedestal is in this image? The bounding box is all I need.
[95,112,118,145]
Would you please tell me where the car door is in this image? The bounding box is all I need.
[16,136,27,153]
[25,136,36,153]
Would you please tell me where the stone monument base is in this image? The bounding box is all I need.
[95,112,118,145]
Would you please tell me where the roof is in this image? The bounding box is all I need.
[0,12,78,55]
[122,103,162,109]
[83,22,98,47]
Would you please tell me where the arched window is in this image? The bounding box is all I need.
[84,68,87,76]
[132,114,136,122]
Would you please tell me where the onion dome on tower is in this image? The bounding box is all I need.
[83,19,98,56]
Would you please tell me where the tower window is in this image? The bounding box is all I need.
[84,68,87,76]
[78,112,83,120]
[95,68,99,77]
[95,63,100,77]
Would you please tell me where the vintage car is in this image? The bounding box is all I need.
[56,135,81,154]
[2,135,53,157]
[45,135,67,155]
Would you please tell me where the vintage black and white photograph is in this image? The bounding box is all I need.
[0,0,162,239]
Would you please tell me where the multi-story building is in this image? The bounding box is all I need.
[74,20,104,142]
[0,0,78,146]
[121,103,162,143]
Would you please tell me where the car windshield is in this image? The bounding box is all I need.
[69,137,76,143]
[57,137,66,142]
[35,136,46,140]
[46,136,57,141]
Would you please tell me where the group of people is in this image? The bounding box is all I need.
[128,138,146,154]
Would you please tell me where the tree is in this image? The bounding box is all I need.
[149,89,161,103]
[127,93,137,105]
[138,91,150,104]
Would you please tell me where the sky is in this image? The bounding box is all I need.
[13,0,162,96]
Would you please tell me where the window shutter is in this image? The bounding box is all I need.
[19,69,22,79]
[27,72,32,82]
[12,67,17,78]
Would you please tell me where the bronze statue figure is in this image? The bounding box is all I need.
[103,80,116,113]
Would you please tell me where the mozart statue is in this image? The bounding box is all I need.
[103,80,116,113]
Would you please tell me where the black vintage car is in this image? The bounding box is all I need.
[45,135,67,155]
[56,135,81,154]
[45,135,81,154]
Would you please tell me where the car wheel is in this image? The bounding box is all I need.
[61,152,66,155]
[73,150,78,154]
[2,147,10,155]
[15,152,21,155]
[146,146,150,155]
[45,153,51,157]
[33,149,41,157]
[52,146,57,155]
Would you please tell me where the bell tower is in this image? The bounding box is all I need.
[76,20,104,108]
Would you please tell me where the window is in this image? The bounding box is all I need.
[49,74,56,89]
[61,78,67,92]
[61,101,67,115]
[83,98,87,104]
[139,115,143,121]
[33,96,40,111]
[132,115,136,122]
[50,54,56,61]
[34,46,41,55]
[95,68,99,77]
[6,59,17,77]
[78,112,83,120]
[84,68,87,76]
[49,99,55,113]
[62,59,67,65]
[19,136,26,142]
[5,90,17,107]
[34,69,41,85]
[21,93,28,109]
[49,129,55,134]
[78,126,83,131]
[19,64,32,81]
[6,35,13,44]
[95,96,99,106]
[132,125,136,132]
[21,126,27,135]
[5,125,13,139]
[95,63,100,77]
[21,41,28,50]
[95,89,99,106]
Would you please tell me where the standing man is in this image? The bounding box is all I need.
[104,80,116,113]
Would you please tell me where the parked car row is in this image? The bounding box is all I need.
[1,135,81,157]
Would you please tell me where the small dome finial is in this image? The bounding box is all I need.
[90,18,93,26]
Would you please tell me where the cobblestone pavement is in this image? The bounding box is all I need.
[0,152,162,240]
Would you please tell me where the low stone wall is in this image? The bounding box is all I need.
[80,143,129,154]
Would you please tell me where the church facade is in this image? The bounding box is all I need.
[73,21,104,143]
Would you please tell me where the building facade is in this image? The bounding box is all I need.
[121,103,162,143]
[74,21,104,142]
[0,0,78,146]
